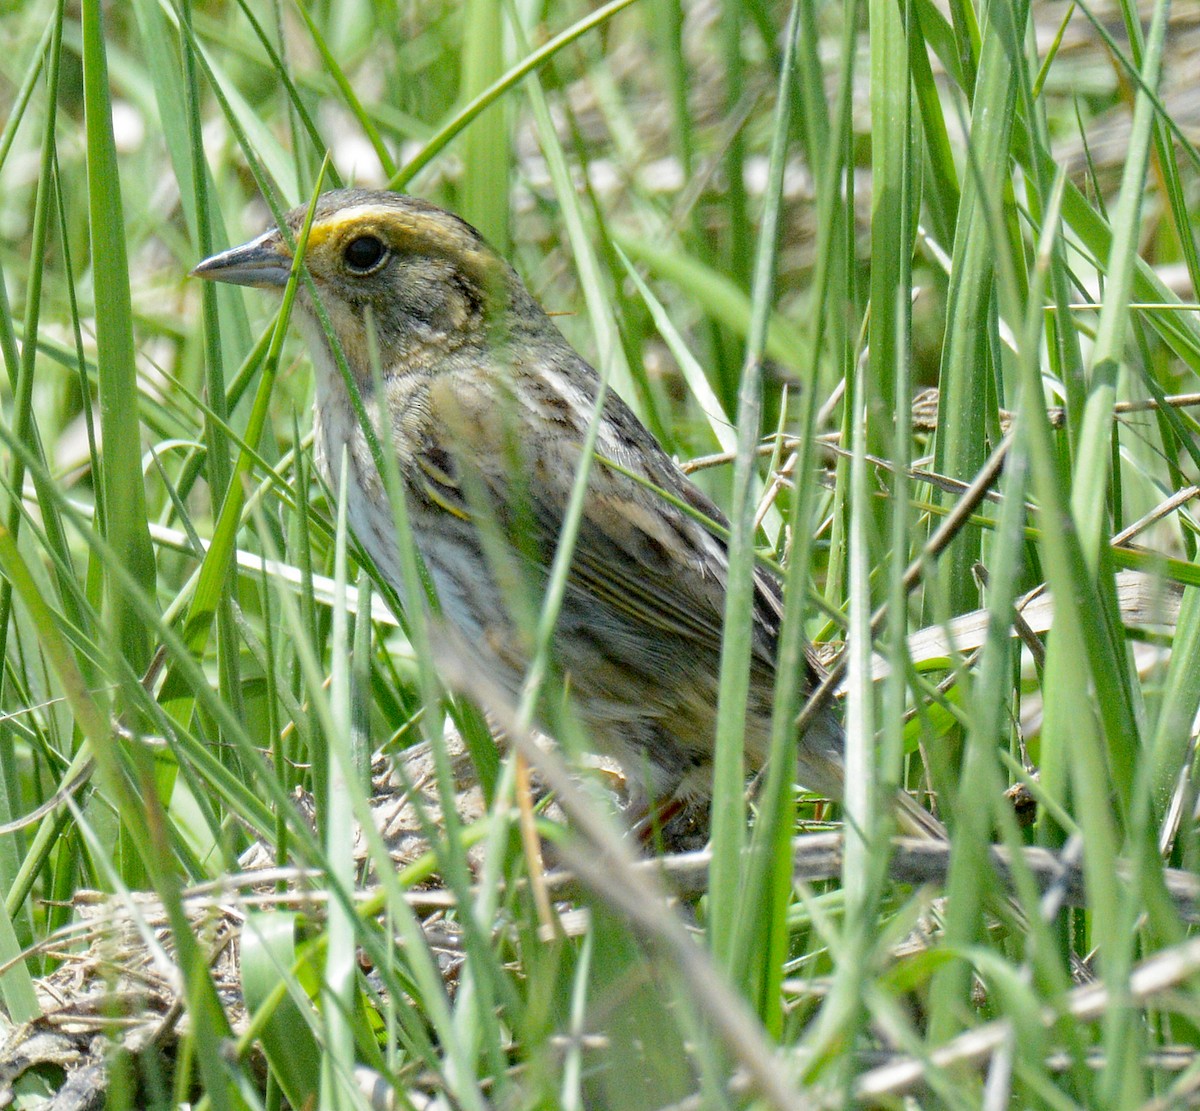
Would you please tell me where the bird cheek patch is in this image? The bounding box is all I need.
[320,299,373,384]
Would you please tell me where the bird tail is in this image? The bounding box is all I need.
[797,705,946,840]
[892,787,946,840]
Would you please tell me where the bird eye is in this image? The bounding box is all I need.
[343,234,387,274]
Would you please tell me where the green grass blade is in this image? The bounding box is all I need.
[458,0,509,251]
[709,0,800,975]
[81,0,157,678]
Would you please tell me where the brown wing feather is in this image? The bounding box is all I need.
[423,358,785,670]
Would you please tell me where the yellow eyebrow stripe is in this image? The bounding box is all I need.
[304,205,471,256]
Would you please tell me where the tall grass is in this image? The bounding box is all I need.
[1,0,1199,1107]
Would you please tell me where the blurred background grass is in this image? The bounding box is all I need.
[1,0,1200,1107]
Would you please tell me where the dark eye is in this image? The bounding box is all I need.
[343,234,387,273]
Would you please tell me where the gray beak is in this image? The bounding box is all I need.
[190,229,292,288]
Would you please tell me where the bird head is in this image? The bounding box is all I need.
[192,189,540,375]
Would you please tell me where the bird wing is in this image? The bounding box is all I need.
[416,357,782,667]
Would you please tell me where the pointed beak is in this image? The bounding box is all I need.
[190,229,292,288]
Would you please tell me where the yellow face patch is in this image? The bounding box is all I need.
[303,203,476,260]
